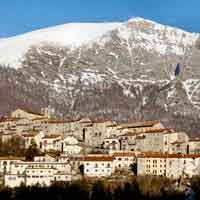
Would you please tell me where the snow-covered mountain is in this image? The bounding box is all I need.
[0,17,198,68]
[1,17,200,136]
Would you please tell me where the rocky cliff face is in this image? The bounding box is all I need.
[1,18,200,136]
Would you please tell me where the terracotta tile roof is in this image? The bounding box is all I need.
[120,129,172,137]
[112,152,136,157]
[138,152,200,159]
[69,156,85,161]
[0,117,20,123]
[42,134,61,139]
[32,117,48,121]
[19,109,44,116]
[84,156,113,162]
[0,156,25,160]
[22,133,37,137]
[170,141,185,145]
[64,119,80,123]
[117,120,161,130]
[144,128,172,134]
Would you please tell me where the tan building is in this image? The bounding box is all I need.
[137,153,200,178]
[188,138,200,154]
[163,132,189,153]
[11,109,45,120]
[116,121,165,136]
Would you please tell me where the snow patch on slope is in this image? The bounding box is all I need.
[0,22,122,68]
[118,17,198,56]
[0,17,199,69]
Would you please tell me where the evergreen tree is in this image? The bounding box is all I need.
[25,138,39,161]
[130,162,137,175]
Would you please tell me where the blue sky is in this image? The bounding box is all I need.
[0,0,200,37]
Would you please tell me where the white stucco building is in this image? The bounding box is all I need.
[83,155,114,177]
[4,160,72,187]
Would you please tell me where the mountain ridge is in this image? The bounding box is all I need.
[0,17,200,136]
[0,17,198,68]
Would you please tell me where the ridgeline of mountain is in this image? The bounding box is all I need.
[1,17,200,136]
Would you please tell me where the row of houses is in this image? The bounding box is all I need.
[2,109,200,156]
[1,108,200,188]
[1,152,135,187]
[0,108,115,148]
[3,150,200,187]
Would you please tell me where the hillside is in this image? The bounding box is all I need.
[1,17,200,136]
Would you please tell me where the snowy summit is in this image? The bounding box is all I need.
[0,17,198,68]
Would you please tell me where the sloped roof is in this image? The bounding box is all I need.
[79,118,92,123]
[84,156,113,162]
[112,152,136,157]
[0,156,25,160]
[16,108,44,116]
[0,117,20,123]
[42,134,61,139]
[117,120,161,130]
[138,152,200,158]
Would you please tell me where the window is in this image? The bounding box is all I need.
[107,163,111,168]
[95,163,98,168]
[153,170,157,175]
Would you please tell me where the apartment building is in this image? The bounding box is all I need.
[83,155,114,177]
[137,153,200,178]
[112,151,136,171]
[4,160,71,187]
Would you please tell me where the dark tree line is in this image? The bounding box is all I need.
[0,136,25,157]
[0,136,40,161]
[0,177,189,200]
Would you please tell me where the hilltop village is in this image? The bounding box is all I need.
[0,108,200,187]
